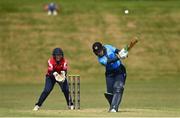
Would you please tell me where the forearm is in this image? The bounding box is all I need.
[115,49,120,54]
[46,70,55,78]
[107,55,119,64]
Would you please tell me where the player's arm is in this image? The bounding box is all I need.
[118,39,138,59]
[53,71,65,82]
[108,45,128,59]
[117,48,128,59]
[115,49,120,54]
[47,59,55,77]
[54,59,68,82]
[107,55,119,64]
[107,44,128,59]
[61,59,68,77]
[106,45,120,54]
[59,60,68,82]
[47,59,65,82]
[108,44,128,59]
[99,55,119,65]
[104,45,122,62]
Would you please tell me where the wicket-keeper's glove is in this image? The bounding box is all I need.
[53,71,65,82]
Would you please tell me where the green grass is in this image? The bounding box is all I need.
[0,0,180,117]
[0,73,180,117]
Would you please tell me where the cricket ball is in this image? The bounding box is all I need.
[124,9,129,14]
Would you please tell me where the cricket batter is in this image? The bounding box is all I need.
[92,42,128,112]
[33,48,73,111]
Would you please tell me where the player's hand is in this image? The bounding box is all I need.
[118,48,128,59]
[60,71,66,81]
[53,71,65,82]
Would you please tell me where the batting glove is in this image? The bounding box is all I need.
[118,48,128,59]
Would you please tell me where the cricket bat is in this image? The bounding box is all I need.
[125,39,138,51]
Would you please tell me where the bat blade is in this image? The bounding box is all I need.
[127,39,138,51]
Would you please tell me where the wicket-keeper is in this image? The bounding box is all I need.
[33,48,73,111]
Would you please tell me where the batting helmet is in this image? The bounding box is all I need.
[92,42,103,55]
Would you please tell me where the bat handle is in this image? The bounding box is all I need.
[124,45,128,51]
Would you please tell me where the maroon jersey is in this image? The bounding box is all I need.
[46,57,67,76]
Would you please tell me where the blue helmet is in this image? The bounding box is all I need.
[52,48,64,57]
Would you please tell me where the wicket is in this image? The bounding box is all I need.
[68,75,80,110]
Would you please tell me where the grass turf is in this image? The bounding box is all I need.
[0,0,180,117]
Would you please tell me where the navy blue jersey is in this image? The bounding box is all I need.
[48,3,57,11]
[98,45,122,71]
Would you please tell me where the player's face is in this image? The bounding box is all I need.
[96,50,104,57]
[55,55,62,61]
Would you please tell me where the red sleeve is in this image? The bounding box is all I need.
[62,58,68,71]
[47,58,54,75]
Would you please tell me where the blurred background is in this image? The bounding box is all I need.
[0,0,180,117]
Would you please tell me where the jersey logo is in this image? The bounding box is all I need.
[95,46,98,50]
